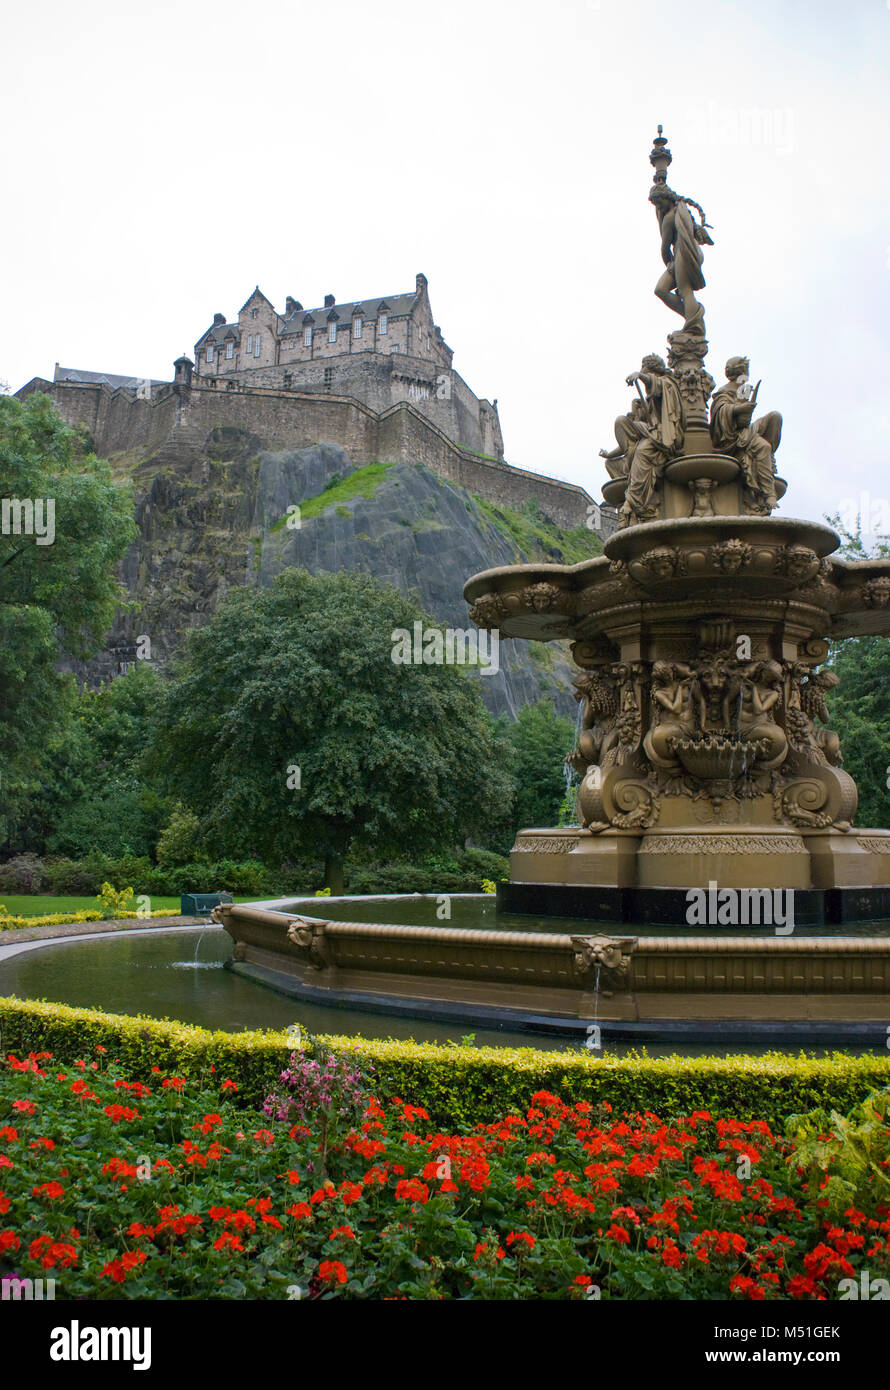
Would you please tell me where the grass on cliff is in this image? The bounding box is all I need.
[470,494,603,565]
[272,460,398,527]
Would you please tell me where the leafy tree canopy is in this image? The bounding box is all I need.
[501,699,575,836]
[0,393,136,838]
[5,663,169,859]
[824,517,890,830]
[150,570,514,890]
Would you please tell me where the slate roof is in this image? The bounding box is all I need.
[198,322,241,346]
[279,291,416,334]
[54,366,167,390]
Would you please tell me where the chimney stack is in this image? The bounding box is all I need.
[213,313,226,325]
[324,294,336,308]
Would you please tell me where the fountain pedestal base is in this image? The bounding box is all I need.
[505,825,890,922]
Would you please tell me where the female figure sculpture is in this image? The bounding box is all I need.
[710,357,783,514]
[649,182,713,336]
[737,660,788,769]
[618,355,686,528]
[644,661,696,772]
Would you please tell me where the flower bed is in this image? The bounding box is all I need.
[1,1045,889,1300]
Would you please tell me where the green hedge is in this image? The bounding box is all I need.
[2,995,889,1126]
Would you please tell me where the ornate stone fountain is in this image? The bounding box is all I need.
[465,127,890,919]
[214,129,890,1041]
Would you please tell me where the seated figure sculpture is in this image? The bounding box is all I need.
[710,356,783,514]
[599,396,650,479]
[618,355,686,528]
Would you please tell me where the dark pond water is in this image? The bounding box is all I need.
[300,893,890,938]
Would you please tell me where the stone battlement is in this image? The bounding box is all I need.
[17,373,610,533]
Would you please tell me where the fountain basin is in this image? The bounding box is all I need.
[670,733,770,779]
[212,897,890,1043]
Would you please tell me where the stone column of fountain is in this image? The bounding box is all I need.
[464,128,890,918]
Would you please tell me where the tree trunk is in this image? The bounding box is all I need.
[324,854,345,895]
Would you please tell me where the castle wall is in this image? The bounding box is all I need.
[16,377,600,530]
[194,352,496,456]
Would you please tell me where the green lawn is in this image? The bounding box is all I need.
[0,894,260,918]
[0,895,185,916]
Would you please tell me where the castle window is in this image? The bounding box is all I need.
[391,344,400,353]
[353,317,362,340]
[304,325,313,348]
[328,321,337,344]
[254,335,261,358]
[378,313,388,335]
[226,341,234,359]
[247,335,253,354]
[324,367,333,390]
[206,343,215,363]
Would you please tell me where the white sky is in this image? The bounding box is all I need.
[2,0,888,532]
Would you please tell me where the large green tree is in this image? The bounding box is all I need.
[824,515,890,830]
[8,663,169,859]
[502,700,576,835]
[828,636,890,829]
[0,393,135,843]
[150,570,514,891]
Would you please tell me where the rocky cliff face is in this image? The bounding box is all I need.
[92,426,602,718]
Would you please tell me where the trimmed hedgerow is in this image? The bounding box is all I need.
[1,996,888,1127]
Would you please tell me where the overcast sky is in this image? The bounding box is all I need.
[3,0,888,533]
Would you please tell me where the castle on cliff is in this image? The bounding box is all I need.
[188,274,504,463]
[19,272,603,533]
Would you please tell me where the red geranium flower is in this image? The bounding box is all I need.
[193,1112,222,1134]
[101,1251,147,1282]
[32,1181,65,1201]
[213,1231,244,1253]
[394,1179,429,1205]
[104,1105,140,1124]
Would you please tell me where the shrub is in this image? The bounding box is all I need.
[0,854,49,894]
[1,997,889,1127]
[0,851,509,901]
[43,858,107,896]
[155,805,204,867]
[95,882,135,919]
[343,849,510,896]
[0,909,177,931]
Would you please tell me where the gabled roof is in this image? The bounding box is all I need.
[279,291,417,335]
[197,321,242,346]
[238,286,276,314]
